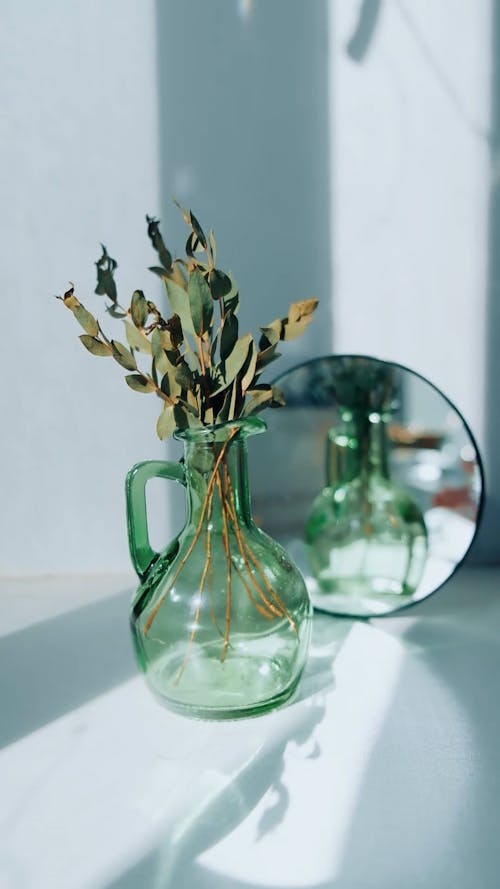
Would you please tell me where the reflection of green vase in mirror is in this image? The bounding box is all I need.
[305,405,428,614]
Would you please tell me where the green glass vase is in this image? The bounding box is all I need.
[126,417,312,719]
[305,407,428,616]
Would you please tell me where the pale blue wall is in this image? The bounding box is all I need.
[155,0,333,369]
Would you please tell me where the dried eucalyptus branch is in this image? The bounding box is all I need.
[56,202,318,655]
[56,201,319,437]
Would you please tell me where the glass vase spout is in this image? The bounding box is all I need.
[126,417,312,719]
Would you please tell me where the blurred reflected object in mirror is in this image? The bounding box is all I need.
[250,355,484,618]
[305,359,428,614]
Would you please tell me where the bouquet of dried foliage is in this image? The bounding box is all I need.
[56,201,318,437]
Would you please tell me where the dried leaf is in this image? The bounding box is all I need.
[175,361,195,391]
[72,304,99,337]
[288,298,319,324]
[130,290,148,327]
[151,328,171,376]
[156,403,176,439]
[256,342,281,372]
[241,340,258,393]
[282,316,315,341]
[259,320,282,349]
[125,374,155,393]
[242,386,274,416]
[125,321,152,354]
[165,278,195,336]
[213,333,252,395]
[217,379,237,423]
[160,368,182,400]
[166,313,183,349]
[79,335,112,357]
[270,385,286,407]
[111,340,137,371]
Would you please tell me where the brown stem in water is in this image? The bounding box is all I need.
[143,427,238,635]
[173,489,215,685]
[223,463,298,634]
[216,469,232,662]
[221,468,284,620]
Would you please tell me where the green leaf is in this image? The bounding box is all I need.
[125,374,156,393]
[209,268,232,301]
[72,304,99,337]
[240,340,258,393]
[125,321,152,354]
[165,278,196,336]
[175,361,195,391]
[130,290,148,327]
[189,210,207,249]
[213,333,252,395]
[188,268,213,336]
[79,335,112,357]
[148,265,170,279]
[173,402,190,430]
[151,356,159,386]
[111,340,137,371]
[217,379,238,423]
[156,403,176,440]
[146,216,172,271]
[220,312,238,361]
[210,333,219,362]
[208,229,217,265]
[223,292,239,316]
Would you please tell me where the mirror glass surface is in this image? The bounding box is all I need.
[250,355,484,617]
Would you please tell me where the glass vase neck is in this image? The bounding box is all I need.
[327,408,391,486]
[180,419,265,528]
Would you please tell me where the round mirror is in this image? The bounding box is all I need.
[249,355,484,617]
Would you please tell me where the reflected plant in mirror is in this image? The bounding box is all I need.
[250,355,483,618]
[55,201,318,718]
[305,358,428,612]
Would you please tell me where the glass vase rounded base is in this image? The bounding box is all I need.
[137,634,309,720]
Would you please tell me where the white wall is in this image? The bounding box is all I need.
[0,0,164,574]
[329,0,490,448]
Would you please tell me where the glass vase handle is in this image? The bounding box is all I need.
[125,460,186,579]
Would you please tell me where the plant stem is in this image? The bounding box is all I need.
[216,469,232,662]
[142,428,238,635]
[221,468,284,620]
[223,464,298,634]
[173,488,214,685]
